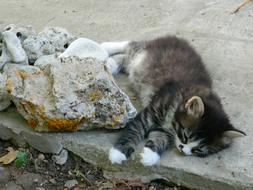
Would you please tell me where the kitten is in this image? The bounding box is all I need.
[101,35,246,166]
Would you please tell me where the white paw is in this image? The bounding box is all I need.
[140,147,160,166]
[109,147,127,164]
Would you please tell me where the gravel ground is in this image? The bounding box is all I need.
[0,139,191,190]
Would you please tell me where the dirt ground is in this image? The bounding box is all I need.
[0,139,190,190]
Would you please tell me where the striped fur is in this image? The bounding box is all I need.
[106,36,245,165]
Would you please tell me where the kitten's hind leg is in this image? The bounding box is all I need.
[141,130,172,166]
[101,41,129,56]
[109,107,154,164]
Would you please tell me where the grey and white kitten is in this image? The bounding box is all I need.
[101,35,245,166]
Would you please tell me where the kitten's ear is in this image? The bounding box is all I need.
[223,129,246,138]
[185,96,204,118]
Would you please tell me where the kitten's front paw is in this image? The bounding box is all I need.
[140,147,160,166]
[109,147,127,164]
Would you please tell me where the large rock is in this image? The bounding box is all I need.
[23,27,76,63]
[4,56,136,132]
[0,73,11,111]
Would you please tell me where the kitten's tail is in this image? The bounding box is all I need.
[101,41,129,56]
[101,41,130,75]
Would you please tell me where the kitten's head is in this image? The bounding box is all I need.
[173,94,245,157]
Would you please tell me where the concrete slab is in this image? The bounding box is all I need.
[0,106,252,190]
[0,0,253,189]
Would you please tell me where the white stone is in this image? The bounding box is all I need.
[2,24,36,43]
[0,30,28,69]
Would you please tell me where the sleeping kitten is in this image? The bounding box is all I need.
[101,36,246,166]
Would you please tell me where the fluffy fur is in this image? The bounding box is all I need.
[103,36,246,165]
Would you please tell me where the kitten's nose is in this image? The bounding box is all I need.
[179,144,184,150]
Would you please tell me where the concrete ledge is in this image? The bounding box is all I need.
[0,107,252,190]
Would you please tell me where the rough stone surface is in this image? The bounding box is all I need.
[0,73,11,111]
[16,172,43,190]
[0,0,253,190]
[0,108,252,190]
[4,181,23,190]
[22,36,56,63]
[0,167,10,187]
[64,179,78,189]
[4,57,136,132]
[39,27,76,52]
[23,27,76,63]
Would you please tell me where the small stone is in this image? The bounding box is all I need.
[52,149,68,165]
[64,179,78,189]
[16,172,43,190]
[0,30,28,69]
[49,178,57,184]
[4,181,23,190]
[0,166,10,186]
[37,153,45,160]
[35,187,45,190]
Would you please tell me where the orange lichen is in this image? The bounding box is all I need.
[44,118,81,132]
[15,70,30,78]
[27,119,38,129]
[6,79,13,93]
[15,70,44,79]
[89,91,102,101]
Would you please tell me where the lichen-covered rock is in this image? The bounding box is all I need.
[5,57,136,132]
[39,27,76,52]
[23,27,76,63]
[0,73,11,111]
[0,30,28,69]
